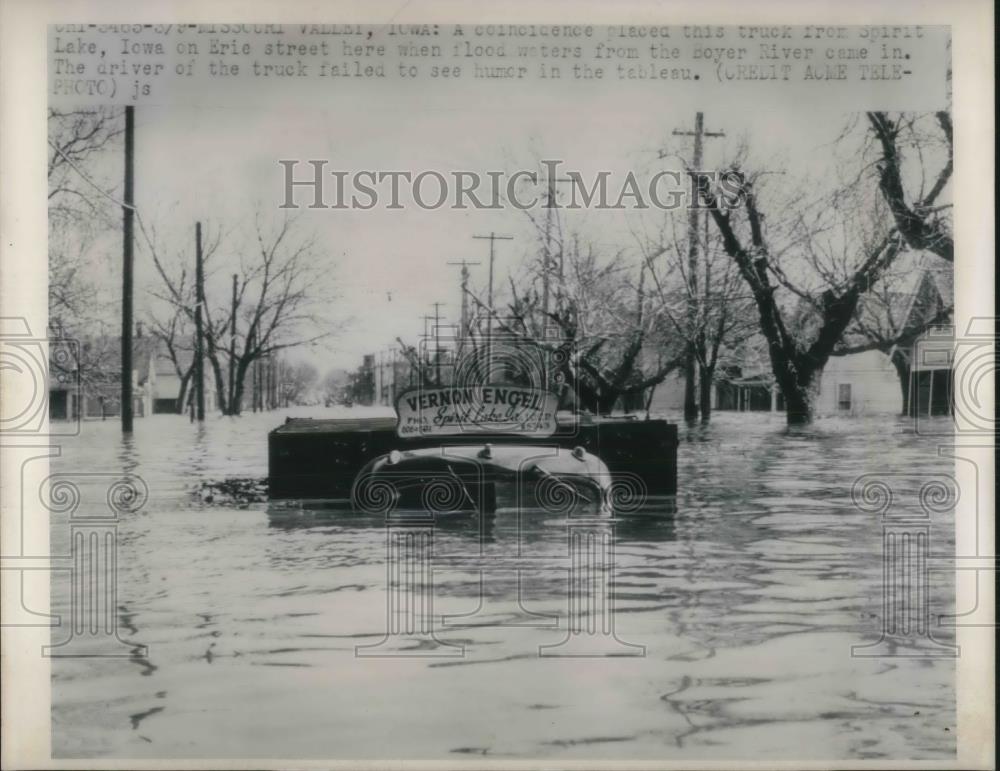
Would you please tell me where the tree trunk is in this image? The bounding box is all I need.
[890,350,911,416]
[682,347,698,423]
[231,356,252,416]
[781,372,820,425]
[175,374,191,415]
[206,352,229,415]
[232,377,245,415]
[698,363,714,423]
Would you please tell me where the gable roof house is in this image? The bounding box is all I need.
[818,252,953,416]
[643,251,954,418]
[48,328,159,421]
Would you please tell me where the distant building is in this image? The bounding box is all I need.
[48,333,157,421]
[817,350,901,415]
[48,330,216,421]
[648,368,784,415]
[819,253,953,417]
[150,351,185,414]
[905,324,955,417]
[646,253,953,418]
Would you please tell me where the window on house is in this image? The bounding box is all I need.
[837,383,852,411]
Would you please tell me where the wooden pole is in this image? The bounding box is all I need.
[432,302,443,386]
[120,105,135,433]
[683,113,704,423]
[540,173,572,389]
[672,113,724,423]
[270,355,277,409]
[472,233,513,382]
[228,273,237,414]
[194,222,205,421]
[251,329,258,412]
[447,259,480,349]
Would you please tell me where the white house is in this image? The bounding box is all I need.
[816,349,901,416]
[643,252,953,418]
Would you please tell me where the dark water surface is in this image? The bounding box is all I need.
[50,408,956,760]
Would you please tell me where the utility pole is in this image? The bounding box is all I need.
[540,172,573,391]
[120,105,135,433]
[261,354,267,410]
[268,355,273,409]
[431,302,445,385]
[472,232,513,381]
[380,349,388,403]
[389,347,398,402]
[228,273,237,414]
[250,329,258,412]
[259,349,265,411]
[264,354,274,410]
[671,112,724,423]
[421,314,435,386]
[541,173,573,343]
[194,221,205,422]
[447,258,481,349]
[268,355,276,410]
[266,355,272,410]
[274,357,281,408]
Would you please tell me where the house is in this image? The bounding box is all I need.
[48,331,157,421]
[151,352,184,413]
[643,252,953,418]
[817,349,902,415]
[818,252,953,416]
[48,327,217,421]
[645,333,781,416]
[149,348,220,414]
[907,324,954,417]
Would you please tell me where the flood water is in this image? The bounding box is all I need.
[50,408,956,760]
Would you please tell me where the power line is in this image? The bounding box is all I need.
[48,132,161,273]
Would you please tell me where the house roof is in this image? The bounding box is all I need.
[891,251,953,332]
[154,348,193,376]
[70,334,161,383]
[133,337,159,381]
[830,250,954,353]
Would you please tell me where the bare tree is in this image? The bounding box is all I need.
[634,204,758,422]
[47,108,124,391]
[695,112,952,424]
[147,213,335,415]
[832,257,952,415]
[279,360,319,405]
[395,338,438,387]
[225,215,334,414]
[48,107,122,228]
[147,299,196,414]
[867,112,953,262]
[147,221,225,410]
[320,368,349,406]
[471,233,684,414]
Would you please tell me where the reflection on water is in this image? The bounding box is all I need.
[50,408,956,760]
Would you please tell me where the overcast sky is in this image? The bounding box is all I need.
[58,25,947,373]
[117,101,860,371]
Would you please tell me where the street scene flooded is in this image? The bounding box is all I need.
[16,15,984,768]
[51,409,956,760]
